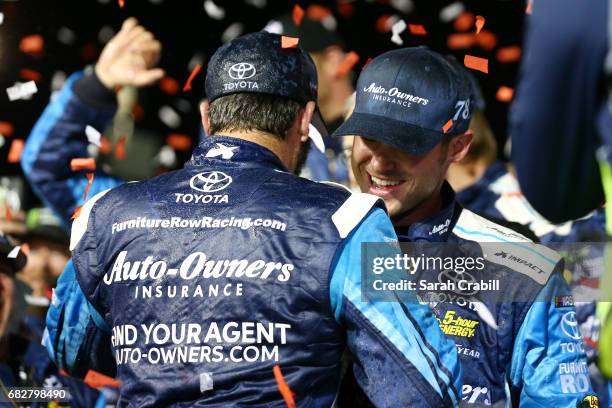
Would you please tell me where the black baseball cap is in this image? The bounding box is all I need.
[205,31,328,136]
[333,47,474,155]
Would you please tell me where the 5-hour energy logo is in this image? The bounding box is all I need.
[437,310,479,338]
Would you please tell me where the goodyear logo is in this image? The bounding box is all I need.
[437,310,479,338]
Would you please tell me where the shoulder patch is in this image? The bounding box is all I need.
[453,209,560,285]
[70,189,111,251]
[332,193,381,238]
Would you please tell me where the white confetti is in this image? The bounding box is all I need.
[51,71,66,92]
[321,15,337,31]
[85,125,102,146]
[439,2,465,23]
[245,0,266,8]
[156,145,177,167]
[98,26,115,44]
[158,106,181,128]
[391,19,407,45]
[199,372,214,393]
[7,246,20,259]
[221,22,244,43]
[174,98,192,114]
[390,0,414,13]
[262,19,283,34]
[308,124,325,153]
[188,52,205,72]
[203,0,225,20]
[0,135,5,149]
[57,27,76,45]
[0,13,4,26]
[7,81,38,101]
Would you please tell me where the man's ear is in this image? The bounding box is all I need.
[299,101,316,142]
[200,100,211,136]
[448,131,474,163]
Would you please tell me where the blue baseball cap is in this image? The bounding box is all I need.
[333,47,474,155]
[205,31,328,136]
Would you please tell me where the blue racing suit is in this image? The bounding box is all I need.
[398,183,597,407]
[22,71,461,406]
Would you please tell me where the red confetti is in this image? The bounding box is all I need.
[5,207,11,222]
[273,365,296,408]
[306,4,332,21]
[281,36,300,49]
[182,64,202,92]
[115,135,127,160]
[0,122,14,137]
[80,43,98,62]
[19,35,44,57]
[476,30,497,51]
[84,370,122,389]
[166,133,192,151]
[71,158,96,171]
[453,12,475,32]
[58,369,69,377]
[292,4,305,26]
[336,51,360,78]
[475,15,485,34]
[82,173,94,202]
[408,24,427,36]
[464,55,489,74]
[376,15,394,33]
[159,77,179,95]
[21,243,30,256]
[99,136,113,154]
[447,33,476,50]
[496,86,514,103]
[442,119,454,134]
[362,57,373,70]
[118,0,125,8]
[7,139,24,163]
[496,46,521,63]
[337,1,354,17]
[71,205,82,221]
[526,1,533,14]
[19,68,42,82]
[131,103,145,122]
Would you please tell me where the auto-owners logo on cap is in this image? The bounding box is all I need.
[175,171,232,204]
[224,62,259,91]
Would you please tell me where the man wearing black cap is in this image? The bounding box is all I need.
[334,47,598,407]
[47,33,461,407]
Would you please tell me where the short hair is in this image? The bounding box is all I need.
[462,111,498,166]
[208,93,306,139]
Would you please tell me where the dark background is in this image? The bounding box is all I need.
[0,0,526,208]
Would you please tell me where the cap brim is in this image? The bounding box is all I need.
[333,112,446,156]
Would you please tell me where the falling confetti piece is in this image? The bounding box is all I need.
[115,135,127,160]
[71,158,96,171]
[159,106,181,128]
[293,4,305,26]
[159,77,179,95]
[0,121,14,137]
[526,0,533,14]
[496,46,521,63]
[19,68,41,82]
[306,4,331,21]
[337,1,354,18]
[7,246,19,259]
[390,0,414,13]
[476,30,497,51]
[391,19,407,45]
[439,2,464,23]
[131,103,145,122]
[182,64,202,92]
[464,55,489,73]
[7,139,24,163]
[82,173,95,202]
[376,15,397,33]
[19,34,44,57]
[84,370,122,389]
[166,133,192,151]
[281,36,299,49]
[118,0,125,8]
[453,11,474,32]
[496,86,514,102]
[85,125,102,146]
[336,51,360,78]
[7,81,38,101]
[204,0,226,20]
[100,136,113,154]
[71,205,82,221]
[475,15,485,34]
[447,33,476,49]
[442,119,454,134]
[4,207,10,222]
[408,24,427,36]
[273,365,296,408]
[221,22,244,43]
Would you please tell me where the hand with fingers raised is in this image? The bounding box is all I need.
[95,17,165,90]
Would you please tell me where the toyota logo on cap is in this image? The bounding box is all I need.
[228,62,256,80]
[190,171,233,193]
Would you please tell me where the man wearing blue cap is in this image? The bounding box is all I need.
[44,31,461,407]
[334,47,598,407]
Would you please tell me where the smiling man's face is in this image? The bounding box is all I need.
[351,136,450,225]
